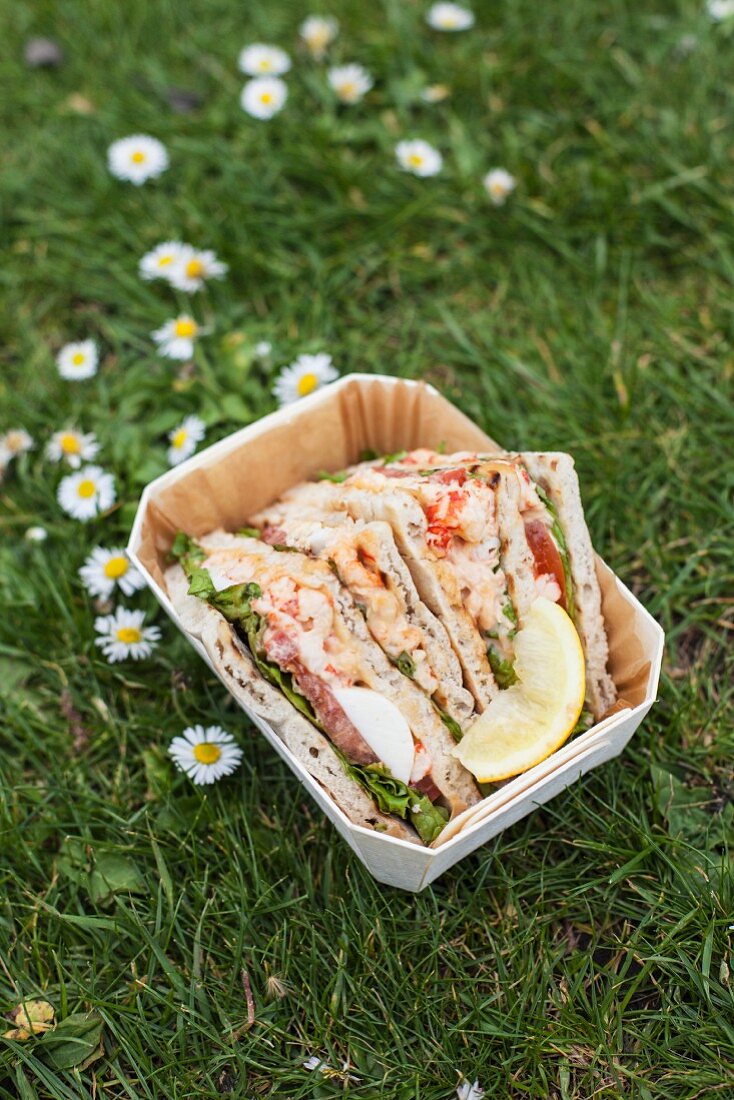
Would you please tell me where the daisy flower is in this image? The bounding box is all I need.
[0,428,34,464]
[240,76,288,119]
[426,3,475,31]
[139,241,187,282]
[95,607,161,663]
[151,315,202,360]
[169,247,228,293]
[56,339,98,381]
[328,63,373,104]
[45,428,99,468]
[25,526,48,542]
[273,353,338,406]
[107,134,169,185]
[396,139,443,177]
[167,414,206,466]
[483,167,516,205]
[238,43,291,76]
[708,0,734,18]
[456,1082,484,1100]
[300,16,339,60]
[420,83,450,103]
[168,725,243,785]
[79,546,145,599]
[57,465,116,522]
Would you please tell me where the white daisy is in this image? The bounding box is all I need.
[0,428,34,464]
[238,43,291,76]
[107,134,169,185]
[420,83,450,103]
[139,241,188,282]
[300,16,339,60]
[168,247,228,293]
[396,139,443,177]
[56,339,98,381]
[168,725,243,785]
[45,428,99,469]
[240,76,288,119]
[255,340,272,358]
[426,3,475,31]
[328,63,373,104]
[456,1082,484,1100]
[167,414,206,466]
[25,526,48,542]
[79,546,146,599]
[708,0,734,19]
[483,167,516,205]
[95,607,161,663]
[151,315,202,360]
[273,352,338,406]
[57,465,116,522]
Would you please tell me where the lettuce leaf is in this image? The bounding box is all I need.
[487,646,518,689]
[395,650,416,679]
[432,699,463,742]
[340,759,448,845]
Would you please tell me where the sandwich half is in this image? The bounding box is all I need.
[167,530,481,845]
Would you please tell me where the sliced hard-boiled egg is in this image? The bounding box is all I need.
[332,686,415,784]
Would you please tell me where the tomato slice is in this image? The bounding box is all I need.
[523,520,567,610]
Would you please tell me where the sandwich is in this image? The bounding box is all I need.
[261,447,616,721]
[246,508,477,736]
[166,530,482,846]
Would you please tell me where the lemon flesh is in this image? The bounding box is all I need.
[453,598,586,782]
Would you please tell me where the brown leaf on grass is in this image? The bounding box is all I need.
[59,689,91,752]
[3,999,55,1041]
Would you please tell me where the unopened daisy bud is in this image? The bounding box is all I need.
[107,134,169,185]
[483,168,516,205]
[25,526,48,542]
[328,63,373,104]
[240,76,288,119]
[300,16,338,59]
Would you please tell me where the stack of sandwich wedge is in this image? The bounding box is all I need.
[165,448,616,847]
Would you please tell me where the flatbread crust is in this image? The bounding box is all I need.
[165,565,420,843]
[508,452,617,718]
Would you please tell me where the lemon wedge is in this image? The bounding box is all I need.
[453,598,586,782]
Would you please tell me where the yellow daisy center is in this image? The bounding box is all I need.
[6,432,25,451]
[259,58,273,70]
[340,82,356,99]
[185,258,204,279]
[60,432,81,454]
[158,254,174,267]
[104,556,129,580]
[116,626,142,644]
[297,372,319,396]
[72,352,86,365]
[174,318,197,338]
[408,153,425,167]
[441,15,458,27]
[172,428,188,449]
[131,150,146,164]
[77,479,96,498]
[260,92,273,105]
[193,742,222,764]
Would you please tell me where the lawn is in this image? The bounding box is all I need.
[1,0,733,1096]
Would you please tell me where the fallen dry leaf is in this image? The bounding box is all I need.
[3,998,55,1041]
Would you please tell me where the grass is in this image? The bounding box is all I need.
[1,0,733,1095]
